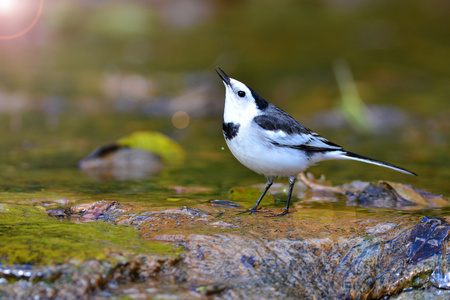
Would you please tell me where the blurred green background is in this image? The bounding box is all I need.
[0,0,448,204]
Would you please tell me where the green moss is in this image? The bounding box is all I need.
[0,203,181,265]
[110,297,135,300]
[228,186,274,207]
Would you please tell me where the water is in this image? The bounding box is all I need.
[0,110,447,212]
[0,0,448,209]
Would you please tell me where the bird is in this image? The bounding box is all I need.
[216,67,416,217]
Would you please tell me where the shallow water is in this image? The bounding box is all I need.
[0,0,448,212]
[0,111,447,212]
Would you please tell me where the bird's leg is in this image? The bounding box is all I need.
[250,176,274,212]
[237,176,274,215]
[269,175,296,217]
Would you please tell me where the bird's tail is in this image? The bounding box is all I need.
[344,151,417,176]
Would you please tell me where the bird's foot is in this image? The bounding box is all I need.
[266,209,290,217]
[236,208,268,215]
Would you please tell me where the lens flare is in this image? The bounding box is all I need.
[0,0,43,40]
[0,0,18,13]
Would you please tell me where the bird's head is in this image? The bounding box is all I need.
[216,67,269,122]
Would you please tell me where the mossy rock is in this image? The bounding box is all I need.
[0,203,181,265]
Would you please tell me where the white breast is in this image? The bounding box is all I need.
[225,122,312,177]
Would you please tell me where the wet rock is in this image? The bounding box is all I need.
[177,216,450,299]
[46,209,68,220]
[345,181,448,209]
[209,199,242,208]
[346,182,404,208]
[3,185,450,299]
[73,200,118,222]
[69,201,450,299]
[391,286,450,300]
[190,283,227,296]
[122,206,213,232]
[365,222,396,234]
[408,217,450,265]
[209,221,240,228]
[79,131,186,180]
[78,145,164,180]
[0,253,166,299]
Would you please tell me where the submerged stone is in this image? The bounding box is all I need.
[78,131,185,180]
[78,145,164,180]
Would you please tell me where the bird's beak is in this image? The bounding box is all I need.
[215,67,231,87]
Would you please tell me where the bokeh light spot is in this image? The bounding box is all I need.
[121,74,149,100]
[172,111,190,129]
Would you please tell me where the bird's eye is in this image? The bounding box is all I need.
[238,91,246,97]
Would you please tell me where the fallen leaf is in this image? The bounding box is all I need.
[382,181,449,208]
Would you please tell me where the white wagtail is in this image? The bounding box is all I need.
[216,67,416,216]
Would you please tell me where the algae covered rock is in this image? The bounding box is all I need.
[0,203,179,266]
[0,202,183,299]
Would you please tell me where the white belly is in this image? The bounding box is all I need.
[225,128,311,177]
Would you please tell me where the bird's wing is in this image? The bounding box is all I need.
[253,107,343,152]
[252,106,417,176]
[253,106,312,135]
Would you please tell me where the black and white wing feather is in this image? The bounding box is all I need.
[253,104,343,153]
[253,104,416,176]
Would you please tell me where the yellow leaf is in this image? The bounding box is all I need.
[117,131,185,164]
[382,181,449,208]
